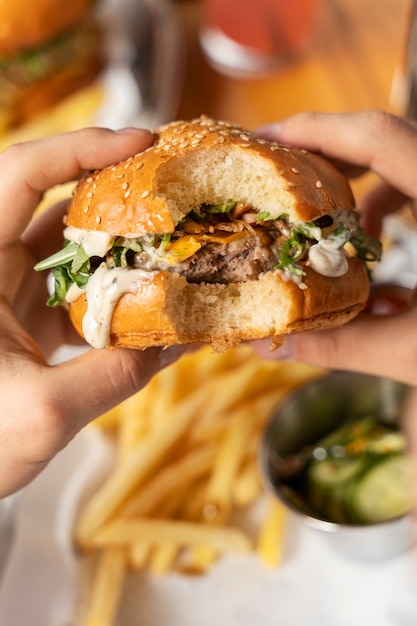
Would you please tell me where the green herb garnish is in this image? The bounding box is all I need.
[275,230,307,276]
[208,200,237,214]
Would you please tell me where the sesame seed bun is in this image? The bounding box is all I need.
[67,117,356,234]
[65,116,371,352]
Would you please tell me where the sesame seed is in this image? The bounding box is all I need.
[299,282,308,290]
[315,180,323,189]
[135,162,144,170]
[86,176,93,183]
[141,190,150,198]
[122,182,129,190]
[115,173,124,179]
[84,206,89,214]
[291,167,300,174]
[86,192,93,198]
[124,190,131,198]
[287,181,296,188]
[301,149,308,154]
[96,215,101,225]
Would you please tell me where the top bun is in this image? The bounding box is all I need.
[0,0,96,54]
[66,116,355,236]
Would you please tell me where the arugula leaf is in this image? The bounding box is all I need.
[257,211,274,222]
[275,230,307,276]
[34,240,79,272]
[71,244,89,273]
[46,266,71,307]
[208,200,237,214]
[350,230,382,262]
[257,211,289,223]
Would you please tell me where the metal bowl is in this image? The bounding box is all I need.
[0,494,16,580]
[259,371,416,561]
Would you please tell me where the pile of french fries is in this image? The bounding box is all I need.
[75,345,323,625]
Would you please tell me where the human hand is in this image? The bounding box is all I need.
[253,109,417,385]
[0,127,184,496]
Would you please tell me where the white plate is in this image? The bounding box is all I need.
[1,425,417,626]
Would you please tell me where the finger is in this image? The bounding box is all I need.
[256,110,417,200]
[291,308,417,386]
[33,345,186,450]
[0,343,185,495]
[0,127,153,245]
[22,199,70,260]
[357,181,409,237]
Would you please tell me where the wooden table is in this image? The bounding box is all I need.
[177,0,414,128]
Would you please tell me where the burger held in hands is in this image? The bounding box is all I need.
[35,116,382,351]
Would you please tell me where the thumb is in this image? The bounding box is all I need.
[292,309,417,385]
[46,345,184,436]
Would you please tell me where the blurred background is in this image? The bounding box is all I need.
[1,0,414,140]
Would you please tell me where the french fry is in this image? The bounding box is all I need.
[177,480,208,522]
[92,518,253,554]
[233,458,262,507]
[76,385,214,547]
[128,541,153,571]
[75,345,325,624]
[117,389,153,460]
[203,407,254,524]
[148,542,179,576]
[84,547,127,626]
[257,498,287,568]
[121,445,216,518]
[184,544,219,575]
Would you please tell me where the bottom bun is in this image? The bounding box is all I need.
[69,257,369,352]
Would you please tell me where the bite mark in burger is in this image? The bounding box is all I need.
[35,116,382,351]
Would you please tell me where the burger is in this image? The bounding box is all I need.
[35,116,382,352]
[0,0,103,131]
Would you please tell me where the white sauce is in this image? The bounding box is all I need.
[65,282,85,303]
[308,239,349,278]
[76,264,157,349]
[63,226,115,258]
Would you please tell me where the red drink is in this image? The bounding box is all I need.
[199,0,323,76]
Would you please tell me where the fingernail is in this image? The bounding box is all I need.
[114,127,141,134]
[253,122,283,138]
